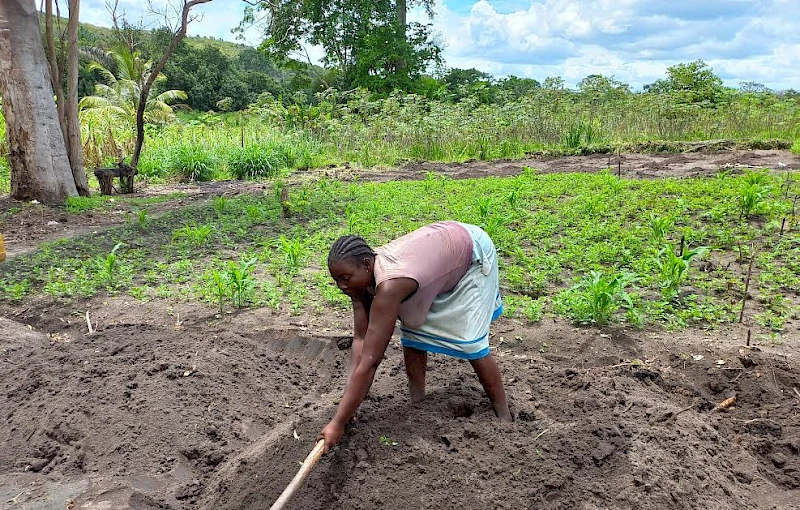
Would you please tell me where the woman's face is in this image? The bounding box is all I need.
[329,258,373,298]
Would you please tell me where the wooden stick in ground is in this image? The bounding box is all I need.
[739,246,757,323]
[269,439,326,510]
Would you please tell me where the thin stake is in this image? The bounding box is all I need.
[739,246,757,323]
[784,172,792,199]
[780,217,786,236]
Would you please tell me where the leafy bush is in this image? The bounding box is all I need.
[168,144,216,182]
[228,142,295,179]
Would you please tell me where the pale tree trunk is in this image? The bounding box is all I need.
[65,0,89,195]
[44,0,89,196]
[130,0,212,169]
[44,0,67,141]
[0,0,78,204]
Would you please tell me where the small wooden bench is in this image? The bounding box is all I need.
[94,161,137,195]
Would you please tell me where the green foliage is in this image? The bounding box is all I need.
[228,142,295,179]
[555,270,636,325]
[66,195,113,213]
[133,208,149,229]
[79,44,187,128]
[0,158,9,195]
[3,167,796,333]
[654,244,708,299]
[95,242,124,290]
[648,213,671,241]
[211,270,228,314]
[644,60,725,105]
[739,182,766,218]
[246,0,440,92]
[277,236,306,274]
[563,120,604,148]
[213,196,228,213]
[173,224,214,247]
[0,279,31,302]
[161,43,287,111]
[379,435,398,447]
[168,144,217,182]
[226,257,257,308]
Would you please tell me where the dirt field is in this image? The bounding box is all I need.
[1,150,799,509]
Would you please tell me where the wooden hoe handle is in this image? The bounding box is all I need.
[269,439,326,510]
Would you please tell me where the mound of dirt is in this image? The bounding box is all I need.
[1,299,798,510]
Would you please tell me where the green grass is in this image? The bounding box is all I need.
[76,88,800,184]
[0,157,9,195]
[1,168,798,331]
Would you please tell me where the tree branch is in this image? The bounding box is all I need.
[130,0,213,168]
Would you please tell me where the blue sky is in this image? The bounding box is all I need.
[80,0,800,91]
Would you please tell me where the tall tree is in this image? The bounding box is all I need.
[0,0,78,204]
[110,0,212,168]
[244,0,440,92]
[644,60,725,104]
[79,44,188,129]
[43,0,90,196]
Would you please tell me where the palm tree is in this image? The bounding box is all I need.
[79,44,187,129]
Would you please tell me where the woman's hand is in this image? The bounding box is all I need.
[318,420,345,454]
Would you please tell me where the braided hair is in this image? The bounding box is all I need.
[328,235,375,266]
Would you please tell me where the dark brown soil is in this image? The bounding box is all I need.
[1,293,798,510]
[1,151,799,509]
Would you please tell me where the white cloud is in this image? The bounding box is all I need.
[426,0,800,90]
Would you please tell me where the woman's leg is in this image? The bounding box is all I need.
[403,346,428,402]
[469,354,513,421]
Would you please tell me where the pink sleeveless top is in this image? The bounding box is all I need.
[374,221,473,328]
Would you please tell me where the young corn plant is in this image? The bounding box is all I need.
[133,208,149,229]
[476,196,493,222]
[739,183,766,219]
[655,244,709,300]
[226,257,257,308]
[648,213,671,241]
[278,236,306,274]
[213,196,227,213]
[96,242,124,290]
[555,270,636,325]
[173,224,214,247]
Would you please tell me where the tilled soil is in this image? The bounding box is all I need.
[1,151,799,509]
[1,296,798,510]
